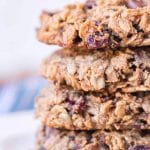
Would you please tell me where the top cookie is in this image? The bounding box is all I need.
[96,0,150,7]
[37,0,150,49]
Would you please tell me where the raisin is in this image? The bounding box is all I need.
[130,145,150,150]
[86,33,109,49]
[125,0,146,9]
[85,0,96,9]
[65,97,86,114]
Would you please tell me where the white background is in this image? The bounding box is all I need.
[0,0,83,79]
[0,0,83,149]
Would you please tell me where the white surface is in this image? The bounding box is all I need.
[0,111,39,150]
[0,0,83,79]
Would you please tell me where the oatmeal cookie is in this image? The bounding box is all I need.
[36,125,150,150]
[40,48,150,92]
[96,0,150,8]
[37,1,150,49]
[35,82,150,130]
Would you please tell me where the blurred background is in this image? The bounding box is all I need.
[0,0,84,114]
[0,0,85,148]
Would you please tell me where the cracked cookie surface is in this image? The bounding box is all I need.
[36,125,150,150]
[40,48,150,92]
[35,82,150,130]
[37,0,150,49]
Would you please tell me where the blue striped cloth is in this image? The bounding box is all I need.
[0,76,46,114]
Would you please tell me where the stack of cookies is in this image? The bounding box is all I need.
[35,0,150,149]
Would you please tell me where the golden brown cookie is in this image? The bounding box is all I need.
[40,48,150,92]
[37,0,150,49]
[35,82,150,130]
[36,125,150,150]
